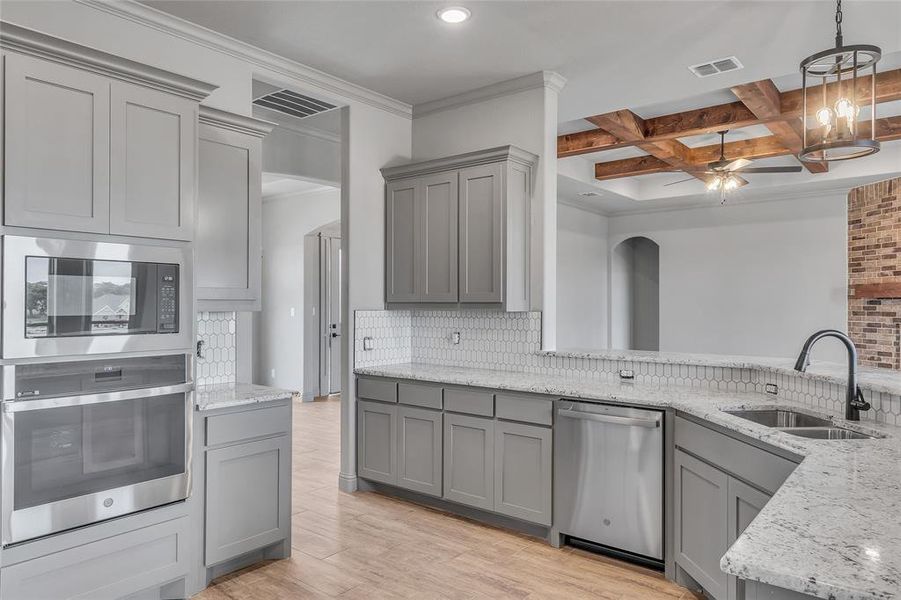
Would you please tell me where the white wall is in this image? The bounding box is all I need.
[556,203,608,349]
[607,194,848,362]
[412,73,562,347]
[254,188,340,392]
[256,107,341,185]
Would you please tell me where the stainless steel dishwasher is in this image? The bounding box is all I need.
[554,399,664,566]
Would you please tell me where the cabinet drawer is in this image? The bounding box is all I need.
[398,382,443,409]
[357,377,398,403]
[206,403,291,446]
[675,416,797,495]
[0,517,188,600]
[495,393,553,426]
[444,388,494,416]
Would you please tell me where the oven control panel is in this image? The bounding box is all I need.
[157,264,179,333]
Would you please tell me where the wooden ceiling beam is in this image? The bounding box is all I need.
[562,67,901,158]
[589,110,706,181]
[730,79,828,174]
[593,114,901,181]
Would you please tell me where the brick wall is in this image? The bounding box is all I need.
[848,177,901,369]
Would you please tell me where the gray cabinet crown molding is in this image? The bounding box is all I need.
[381,145,538,182]
[199,106,274,138]
[0,21,218,101]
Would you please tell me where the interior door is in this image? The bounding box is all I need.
[318,235,342,396]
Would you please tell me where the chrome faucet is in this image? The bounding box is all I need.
[794,330,870,421]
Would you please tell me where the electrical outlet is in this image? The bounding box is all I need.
[363,337,374,351]
[270,368,276,379]
[451,332,461,345]
[765,383,778,395]
[289,307,295,317]
[619,369,635,381]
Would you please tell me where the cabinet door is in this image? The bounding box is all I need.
[4,53,111,233]
[674,449,729,600]
[494,421,552,525]
[459,163,503,303]
[386,178,420,302]
[196,123,262,309]
[443,413,494,511]
[357,400,397,484]
[727,477,771,600]
[396,405,442,496]
[420,172,458,302]
[205,435,290,566]
[109,82,195,240]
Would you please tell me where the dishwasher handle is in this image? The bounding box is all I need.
[557,408,660,428]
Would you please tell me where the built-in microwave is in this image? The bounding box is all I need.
[2,236,192,358]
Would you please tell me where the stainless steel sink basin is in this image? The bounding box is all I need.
[784,427,878,440]
[724,409,833,428]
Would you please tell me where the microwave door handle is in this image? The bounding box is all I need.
[2,383,193,413]
[556,408,660,428]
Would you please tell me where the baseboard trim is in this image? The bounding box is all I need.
[337,473,358,493]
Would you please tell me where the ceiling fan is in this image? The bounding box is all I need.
[665,130,803,202]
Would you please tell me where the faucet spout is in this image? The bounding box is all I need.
[794,330,870,421]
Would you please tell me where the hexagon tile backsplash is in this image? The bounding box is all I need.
[197,311,236,385]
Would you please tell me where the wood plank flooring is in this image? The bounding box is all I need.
[196,396,698,599]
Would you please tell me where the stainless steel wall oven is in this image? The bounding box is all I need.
[2,235,192,359]
[1,354,193,545]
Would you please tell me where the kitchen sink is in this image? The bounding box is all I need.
[723,409,833,428]
[784,427,879,440]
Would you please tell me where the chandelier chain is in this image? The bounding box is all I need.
[835,0,843,44]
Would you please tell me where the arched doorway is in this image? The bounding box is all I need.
[610,236,660,351]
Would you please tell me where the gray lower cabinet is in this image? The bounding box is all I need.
[0,517,190,600]
[3,52,111,233]
[727,478,771,600]
[674,449,729,600]
[396,405,443,496]
[357,399,398,484]
[205,434,291,566]
[196,107,272,311]
[494,421,552,526]
[443,413,495,511]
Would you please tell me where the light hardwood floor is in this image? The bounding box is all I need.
[196,396,698,599]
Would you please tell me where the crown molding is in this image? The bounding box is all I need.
[381,145,539,181]
[199,106,274,137]
[0,20,217,101]
[413,71,567,118]
[72,0,412,119]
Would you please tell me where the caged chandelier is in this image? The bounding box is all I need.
[799,0,881,162]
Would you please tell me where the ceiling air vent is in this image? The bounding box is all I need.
[253,89,336,119]
[688,56,744,78]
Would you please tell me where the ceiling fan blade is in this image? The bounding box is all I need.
[723,158,753,171]
[734,175,749,188]
[731,166,804,174]
[664,177,698,187]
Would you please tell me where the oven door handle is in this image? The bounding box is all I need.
[2,383,193,413]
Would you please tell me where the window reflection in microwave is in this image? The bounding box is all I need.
[26,257,138,338]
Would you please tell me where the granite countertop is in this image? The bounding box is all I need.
[541,348,901,397]
[195,382,296,411]
[355,362,901,600]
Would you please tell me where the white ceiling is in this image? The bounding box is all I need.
[142,0,901,121]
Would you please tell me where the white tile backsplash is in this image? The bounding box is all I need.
[354,309,901,424]
[197,311,236,385]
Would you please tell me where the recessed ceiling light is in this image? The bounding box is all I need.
[437,6,471,24]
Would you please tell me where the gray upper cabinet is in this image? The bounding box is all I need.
[443,413,495,511]
[674,449,728,600]
[421,172,459,302]
[396,405,443,497]
[382,145,536,310]
[494,421,552,525]
[459,163,503,303]
[357,399,397,485]
[3,53,111,233]
[196,107,273,311]
[205,434,291,566]
[1,24,216,239]
[109,82,196,241]
[386,179,421,302]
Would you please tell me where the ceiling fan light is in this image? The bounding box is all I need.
[706,177,722,191]
[724,175,740,191]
